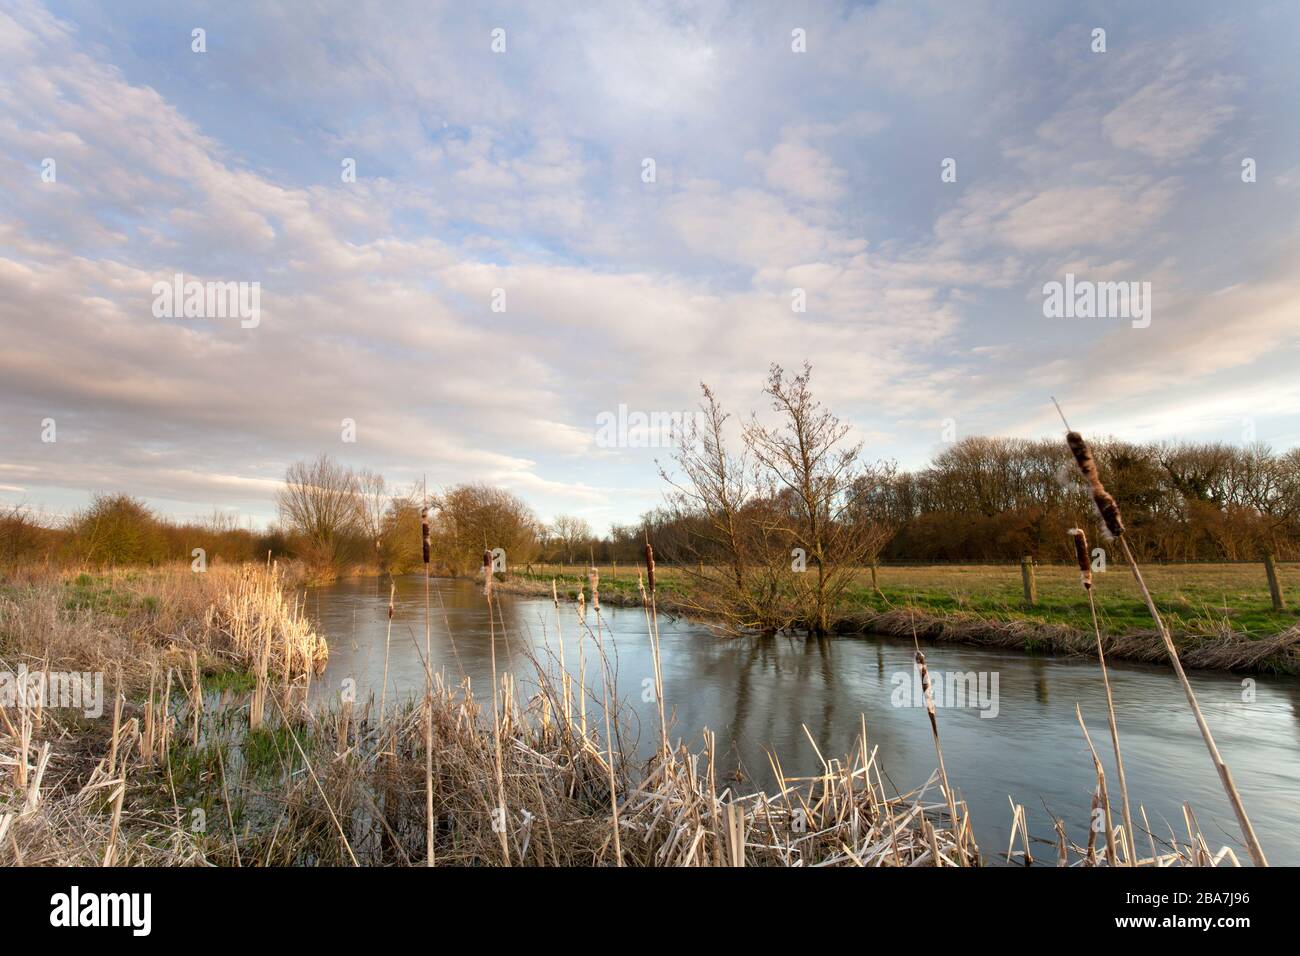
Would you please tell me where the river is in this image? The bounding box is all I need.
[305,575,1300,865]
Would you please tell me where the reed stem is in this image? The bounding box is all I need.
[1120,537,1268,867]
[1085,587,1136,865]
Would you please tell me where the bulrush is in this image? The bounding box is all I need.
[1060,416,1268,867]
[1065,431,1125,539]
[644,541,656,594]
[482,549,494,600]
[420,507,431,565]
[1068,528,1093,590]
[588,565,600,611]
[913,645,970,863]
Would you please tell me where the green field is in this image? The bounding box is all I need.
[518,560,1300,640]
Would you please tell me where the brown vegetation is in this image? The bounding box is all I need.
[658,365,895,633]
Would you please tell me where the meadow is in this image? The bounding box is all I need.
[512,559,1300,673]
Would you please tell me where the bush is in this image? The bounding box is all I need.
[65,494,168,566]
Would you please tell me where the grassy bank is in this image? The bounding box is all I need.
[0,563,1239,866]
[507,561,1300,674]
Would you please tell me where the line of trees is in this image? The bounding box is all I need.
[583,366,1300,632]
[5,374,1298,589]
[605,412,1300,573]
[1,458,544,576]
[0,496,286,568]
[873,436,1300,564]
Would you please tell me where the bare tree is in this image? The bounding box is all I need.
[276,454,362,572]
[378,483,426,573]
[661,383,794,630]
[743,363,876,634]
[549,514,593,564]
[355,468,390,560]
[434,483,540,575]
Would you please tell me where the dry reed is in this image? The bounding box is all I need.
[1063,426,1268,867]
[1070,526,1135,864]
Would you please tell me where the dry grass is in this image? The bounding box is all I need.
[0,562,323,695]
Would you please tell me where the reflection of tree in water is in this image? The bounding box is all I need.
[713,632,843,787]
[1284,681,1300,736]
[1027,657,1049,708]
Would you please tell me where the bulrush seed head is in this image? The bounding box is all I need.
[1068,528,1093,590]
[1066,431,1126,539]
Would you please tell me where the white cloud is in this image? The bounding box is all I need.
[0,0,1296,527]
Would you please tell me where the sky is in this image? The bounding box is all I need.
[2,0,1299,532]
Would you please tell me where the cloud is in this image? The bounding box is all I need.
[758,139,849,203]
[0,0,1296,527]
[1102,54,1242,162]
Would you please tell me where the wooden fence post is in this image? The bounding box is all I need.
[1021,556,1037,607]
[1264,551,1286,612]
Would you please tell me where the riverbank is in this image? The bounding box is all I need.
[500,562,1300,674]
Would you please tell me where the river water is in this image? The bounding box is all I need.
[306,575,1300,864]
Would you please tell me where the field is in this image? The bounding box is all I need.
[514,560,1300,672]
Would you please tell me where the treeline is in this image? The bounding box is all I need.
[0,496,287,568]
[1,458,544,577]
[877,437,1300,563]
[619,365,1300,631]
[625,437,1300,568]
[4,379,1297,581]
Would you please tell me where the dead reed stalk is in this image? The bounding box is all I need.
[908,609,972,864]
[485,580,511,866]
[422,497,434,866]
[1064,426,1268,867]
[1076,705,1118,865]
[1070,527,1135,865]
[380,581,394,723]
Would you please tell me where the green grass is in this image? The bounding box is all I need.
[521,561,1300,638]
[840,563,1300,638]
[200,668,257,695]
[519,564,688,603]
[61,572,144,616]
[242,724,304,779]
